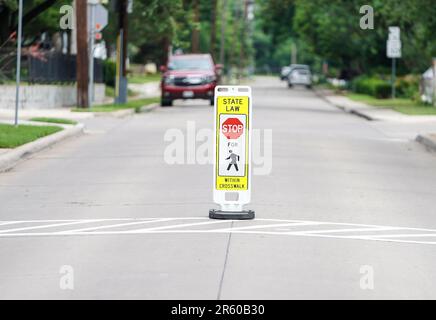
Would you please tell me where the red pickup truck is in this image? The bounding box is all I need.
[160,53,222,107]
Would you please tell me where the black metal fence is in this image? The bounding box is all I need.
[0,50,103,84]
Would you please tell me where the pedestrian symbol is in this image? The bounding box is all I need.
[226,150,240,171]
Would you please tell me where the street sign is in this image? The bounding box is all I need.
[94,4,108,31]
[210,86,254,220]
[87,2,108,106]
[127,0,133,13]
[89,4,108,32]
[387,26,401,58]
[387,26,401,98]
[88,3,108,33]
[222,117,244,139]
[388,26,400,40]
[387,39,401,58]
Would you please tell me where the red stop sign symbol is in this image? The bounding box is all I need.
[222,117,244,139]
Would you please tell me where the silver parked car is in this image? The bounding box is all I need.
[287,65,312,88]
[280,66,292,80]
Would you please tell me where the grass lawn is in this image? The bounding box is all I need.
[128,73,161,84]
[105,86,115,97]
[0,123,63,148]
[105,86,138,98]
[72,97,159,113]
[30,117,78,125]
[346,93,436,115]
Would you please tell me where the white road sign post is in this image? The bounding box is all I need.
[210,86,255,220]
[14,0,23,126]
[433,58,436,107]
[88,1,108,106]
[387,26,401,99]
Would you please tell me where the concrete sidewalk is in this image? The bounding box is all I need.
[0,120,84,172]
[0,102,159,121]
[315,88,436,151]
[0,108,94,121]
[128,82,160,98]
[416,133,436,152]
[315,88,436,122]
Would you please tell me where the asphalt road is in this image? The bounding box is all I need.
[1,77,436,299]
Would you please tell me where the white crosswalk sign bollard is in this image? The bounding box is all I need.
[209,86,255,220]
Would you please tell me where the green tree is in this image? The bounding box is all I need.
[293,0,386,77]
[0,0,62,45]
[379,0,436,72]
[103,0,190,65]
[293,0,436,77]
[258,0,295,45]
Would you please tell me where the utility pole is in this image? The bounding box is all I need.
[238,0,248,80]
[210,0,218,60]
[219,0,227,66]
[119,0,128,77]
[115,0,129,104]
[291,42,297,65]
[76,0,89,108]
[191,0,200,53]
[88,0,96,105]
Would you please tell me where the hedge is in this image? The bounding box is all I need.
[103,60,116,88]
[396,75,420,100]
[351,76,391,99]
[351,75,420,100]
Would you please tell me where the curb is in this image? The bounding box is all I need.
[138,103,159,113]
[90,103,159,118]
[313,88,376,121]
[416,134,436,152]
[0,123,84,173]
[94,108,135,118]
[348,109,374,121]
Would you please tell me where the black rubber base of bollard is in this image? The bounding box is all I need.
[209,209,255,220]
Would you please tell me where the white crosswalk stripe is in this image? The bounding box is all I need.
[57,218,173,234]
[0,217,435,245]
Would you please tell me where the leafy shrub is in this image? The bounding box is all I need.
[396,75,420,100]
[103,60,116,87]
[352,76,391,99]
[373,81,391,99]
[352,74,420,100]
